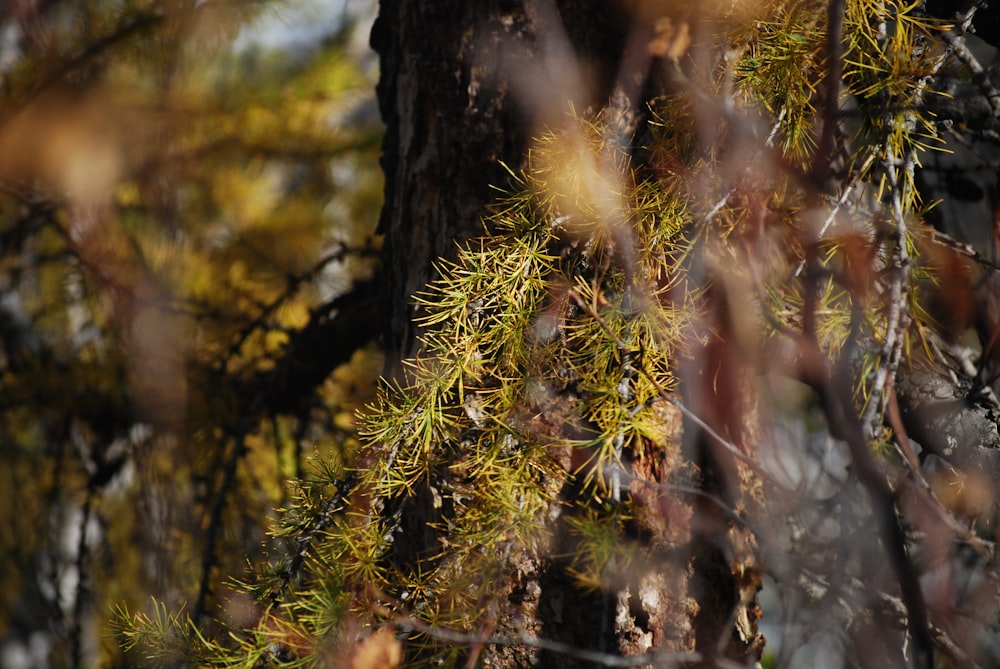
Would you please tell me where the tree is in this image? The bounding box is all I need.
[357,1,1000,667]
[11,1,1000,669]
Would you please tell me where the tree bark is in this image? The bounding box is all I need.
[371,1,527,367]
[371,0,629,366]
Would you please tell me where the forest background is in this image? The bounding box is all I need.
[0,1,385,667]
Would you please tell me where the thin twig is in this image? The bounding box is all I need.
[792,152,876,279]
[940,31,1000,119]
[859,152,913,437]
[877,591,980,669]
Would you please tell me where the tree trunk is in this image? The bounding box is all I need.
[371,2,764,666]
[371,0,628,365]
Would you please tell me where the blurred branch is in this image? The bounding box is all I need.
[161,133,384,167]
[939,31,1000,119]
[217,246,375,373]
[12,10,162,108]
[194,429,247,625]
[797,293,935,669]
[250,274,380,413]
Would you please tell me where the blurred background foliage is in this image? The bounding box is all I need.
[0,1,382,667]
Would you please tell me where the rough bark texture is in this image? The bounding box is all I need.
[371,0,628,366]
[371,2,763,666]
[372,2,526,367]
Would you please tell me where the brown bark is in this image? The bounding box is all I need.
[371,0,629,366]
[372,2,526,367]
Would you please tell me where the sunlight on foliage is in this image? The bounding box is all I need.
[8,0,997,666]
